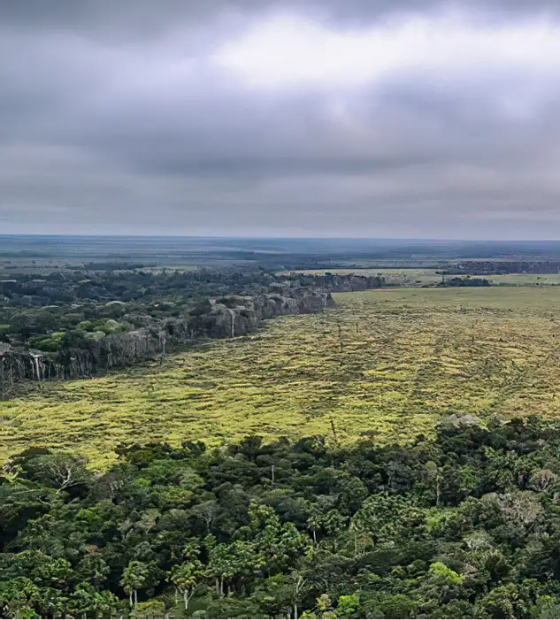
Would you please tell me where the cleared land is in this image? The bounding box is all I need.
[283,268,560,286]
[3,287,560,468]
[280,268,442,285]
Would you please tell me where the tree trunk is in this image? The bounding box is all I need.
[0,356,5,401]
[134,589,138,608]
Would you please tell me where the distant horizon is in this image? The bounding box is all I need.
[6,234,560,247]
[4,234,560,244]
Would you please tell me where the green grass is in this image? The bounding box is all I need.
[490,273,560,285]
[3,287,560,468]
[280,268,442,285]
[284,268,560,287]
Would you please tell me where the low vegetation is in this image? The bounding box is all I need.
[285,269,560,287]
[4,288,560,468]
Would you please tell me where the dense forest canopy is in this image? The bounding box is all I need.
[0,269,386,351]
[3,418,560,618]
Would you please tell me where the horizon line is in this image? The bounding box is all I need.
[3,234,560,243]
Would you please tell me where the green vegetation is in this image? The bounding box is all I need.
[4,418,560,618]
[4,288,560,468]
[280,268,444,286]
[0,269,278,349]
[490,273,560,285]
[285,268,560,287]
[0,269,340,391]
[7,243,560,618]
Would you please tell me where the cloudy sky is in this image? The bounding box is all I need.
[2,0,560,239]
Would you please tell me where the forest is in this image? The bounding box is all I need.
[0,270,385,394]
[3,417,560,618]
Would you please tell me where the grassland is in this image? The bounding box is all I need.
[281,268,443,285]
[285,268,560,286]
[491,273,560,285]
[3,287,560,468]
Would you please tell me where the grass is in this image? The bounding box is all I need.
[284,268,560,287]
[3,287,560,468]
[280,268,442,285]
[490,273,560,285]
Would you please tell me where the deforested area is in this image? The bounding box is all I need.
[5,287,560,469]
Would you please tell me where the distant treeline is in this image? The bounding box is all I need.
[437,276,491,287]
[440,261,560,276]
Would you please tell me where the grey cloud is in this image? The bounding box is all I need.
[2,0,560,237]
[2,0,560,33]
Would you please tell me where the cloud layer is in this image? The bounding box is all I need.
[2,0,560,238]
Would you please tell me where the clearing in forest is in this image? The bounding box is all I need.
[3,287,560,467]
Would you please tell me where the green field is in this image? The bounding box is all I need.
[3,287,560,468]
[281,268,443,285]
[287,268,560,287]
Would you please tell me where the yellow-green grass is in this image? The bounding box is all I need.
[490,273,560,285]
[4,287,560,468]
[280,268,442,285]
[283,268,560,287]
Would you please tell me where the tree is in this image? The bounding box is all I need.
[291,572,307,620]
[69,583,118,619]
[475,583,531,619]
[170,561,202,611]
[307,510,322,545]
[251,575,295,619]
[121,561,150,608]
[0,578,41,619]
[76,553,110,589]
[205,542,235,596]
[19,452,91,495]
[420,562,465,605]
[336,592,360,619]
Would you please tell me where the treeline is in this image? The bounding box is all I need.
[437,277,491,288]
[0,269,278,360]
[0,270,386,395]
[0,270,381,353]
[439,261,560,276]
[3,417,560,618]
[0,269,274,308]
[0,287,333,395]
[0,270,383,312]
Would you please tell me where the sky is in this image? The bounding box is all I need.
[2,0,560,239]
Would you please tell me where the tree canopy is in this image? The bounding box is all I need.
[3,418,560,617]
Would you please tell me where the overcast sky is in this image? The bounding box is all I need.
[2,0,560,239]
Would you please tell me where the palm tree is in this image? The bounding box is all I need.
[120,561,149,608]
[170,561,201,611]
